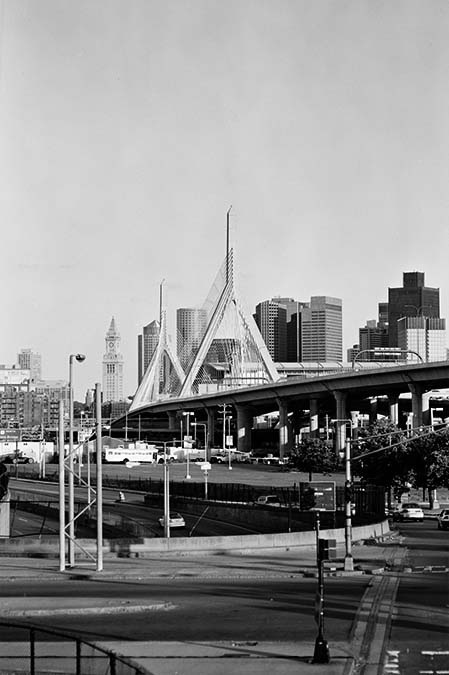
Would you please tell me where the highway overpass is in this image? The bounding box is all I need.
[114,360,449,457]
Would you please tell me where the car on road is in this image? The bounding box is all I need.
[158,513,186,529]
[392,502,424,522]
[254,495,281,507]
[210,454,227,464]
[437,509,449,530]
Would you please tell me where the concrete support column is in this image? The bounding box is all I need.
[334,391,347,456]
[408,384,423,429]
[206,409,215,458]
[369,398,378,424]
[277,399,292,460]
[388,395,399,426]
[309,399,319,438]
[422,392,431,427]
[235,405,253,454]
[290,409,302,446]
[350,411,359,438]
[167,410,177,432]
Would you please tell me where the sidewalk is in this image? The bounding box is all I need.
[0,533,403,583]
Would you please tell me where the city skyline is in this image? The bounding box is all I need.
[2,1,448,398]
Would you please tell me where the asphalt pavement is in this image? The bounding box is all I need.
[0,533,408,675]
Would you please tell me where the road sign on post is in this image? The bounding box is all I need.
[318,538,337,562]
[300,481,336,511]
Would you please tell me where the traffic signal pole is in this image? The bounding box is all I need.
[312,512,330,664]
[344,438,354,572]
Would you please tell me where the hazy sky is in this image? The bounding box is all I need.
[1,0,448,399]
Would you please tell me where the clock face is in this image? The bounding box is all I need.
[108,341,114,349]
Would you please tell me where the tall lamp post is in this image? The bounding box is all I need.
[219,404,232,470]
[342,438,353,572]
[226,414,233,470]
[332,418,354,573]
[68,353,86,567]
[182,412,194,479]
[191,422,208,461]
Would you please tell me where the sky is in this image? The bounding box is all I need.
[1,0,448,399]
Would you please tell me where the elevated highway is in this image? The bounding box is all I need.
[118,360,449,457]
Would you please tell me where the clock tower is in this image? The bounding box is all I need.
[102,316,124,402]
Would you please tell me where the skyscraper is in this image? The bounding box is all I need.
[176,308,208,369]
[102,317,124,402]
[388,272,440,347]
[397,316,446,363]
[301,296,343,361]
[272,297,308,362]
[17,349,42,382]
[137,320,160,384]
[253,300,287,361]
[358,303,390,360]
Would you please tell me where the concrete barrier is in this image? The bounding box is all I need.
[0,493,10,537]
[0,519,391,558]
[110,519,391,555]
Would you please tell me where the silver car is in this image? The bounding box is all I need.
[393,502,424,522]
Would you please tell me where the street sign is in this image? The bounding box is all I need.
[300,481,336,511]
[226,435,233,447]
[200,462,211,471]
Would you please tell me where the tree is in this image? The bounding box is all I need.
[289,437,338,481]
[407,429,449,508]
[351,419,410,506]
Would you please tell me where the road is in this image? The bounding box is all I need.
[0,518,447,675]
[0,575,369,644]
[9,479,266,537]
[382,519,449,675]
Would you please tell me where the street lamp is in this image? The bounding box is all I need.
[332,418,354,572]
[405,304,430,317]
[68,353,86,567]
[160,441,171,539]
[226,414,233,470]
[181,412,194,479]
[191,422,208,461]
[219,404,233,470]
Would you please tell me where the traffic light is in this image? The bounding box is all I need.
[318,538,337,561]
[344,481,353,503]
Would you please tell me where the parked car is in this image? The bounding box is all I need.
[254,495,281,507]
[158,513,186,529]
[392,502,424,522]
[437,509,449,530]
[210,454,227,464]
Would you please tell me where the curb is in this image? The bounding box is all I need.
[0,602,176,618]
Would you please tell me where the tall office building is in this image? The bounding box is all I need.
[137,320,160,384]
[17,349,42,382]
[102,317,124,402]
[176,308,208,369]
[397,316,446,363]
[301,296,343,361]
[358,302,390,360]
[388,272,440,347]
[253,300,287,361]
[272,297,309,362]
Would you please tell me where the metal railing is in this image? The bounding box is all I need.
[0,620,148,674]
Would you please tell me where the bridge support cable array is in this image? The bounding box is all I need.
[131,246,279,410]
